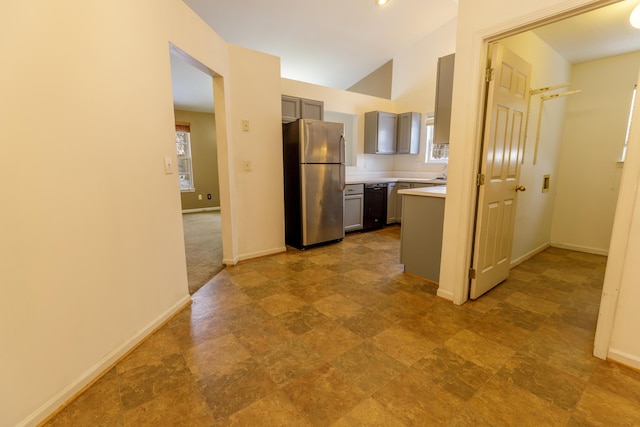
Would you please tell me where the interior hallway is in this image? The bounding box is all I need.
[44,226,640,426]
[182,212,224,294]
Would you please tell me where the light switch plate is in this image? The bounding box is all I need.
[164,156,173,174]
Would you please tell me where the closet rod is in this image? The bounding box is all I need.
[533,89,582,164]
[523,83,572,164]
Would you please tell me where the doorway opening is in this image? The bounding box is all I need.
[468,0,640,357]
[169,46,225,294]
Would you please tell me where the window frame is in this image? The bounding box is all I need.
[175,122,195,192]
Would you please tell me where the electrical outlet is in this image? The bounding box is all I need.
[243,161,252,171]
[207,194,212,200]
[242,120,250,132]
[198,194,202,200]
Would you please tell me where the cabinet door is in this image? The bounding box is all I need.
[396,183,411,223]
[282,95,300,123]
[396,112,421,154]
[434,53,455,145]
[344,194,364,232]
[364,111,397,154]
[301,98,324,121]
[387,182,397,224]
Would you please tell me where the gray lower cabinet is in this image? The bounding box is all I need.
[400,194,445,283]
[282,95,324,123]
[396,182,411,222]
[386,182,397,224]
[344,184,364,232]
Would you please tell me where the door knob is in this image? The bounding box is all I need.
[516,185,526,192]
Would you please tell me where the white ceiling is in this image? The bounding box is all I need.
[171,0,640,113]
[183,0,459,90]
[532,0,640,64]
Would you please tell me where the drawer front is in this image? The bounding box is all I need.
[344,184,364,195]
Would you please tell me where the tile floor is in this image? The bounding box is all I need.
[44,226,640,426]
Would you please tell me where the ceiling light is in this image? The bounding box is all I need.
[376,0,390,6]
[631,4,640,29]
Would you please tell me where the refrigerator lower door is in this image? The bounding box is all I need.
[301,164,345,247]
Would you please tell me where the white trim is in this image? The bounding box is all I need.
[608,348,640,371]
[222,246,287,266]
[549,242,608,257]
[437,288,455,301]
[510,243,550,268]
[181,206,221,214]
[20,295,191,427]
[238,246,287,263]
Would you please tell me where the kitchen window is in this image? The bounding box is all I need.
[425,115,449,163]
[175,121,195,192]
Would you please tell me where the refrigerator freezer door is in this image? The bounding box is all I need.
[301,163,345,246]
[301,119,345,164]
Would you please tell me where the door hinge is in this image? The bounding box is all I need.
[485,68,494,82]
[476,174,485,186]
[469,268,476,279]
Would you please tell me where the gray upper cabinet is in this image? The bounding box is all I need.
[434,53,455,145]
[282,95,324,123]
[364,111,397,154]
[396,112,421,154]
[300,99,323,121]
[365,110,421,154]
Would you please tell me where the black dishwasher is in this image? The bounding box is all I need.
[363,183,388,230]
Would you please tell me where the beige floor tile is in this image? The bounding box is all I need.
[332,398,406,427]
[282,364,368,427]
[330,342,407,394]
[373,367,465,426]
[198,358,277,419]
[122,382,214,426]
[48,237,635,426]
[259,337,325,385]
[497,353,586,410]
[570,382,640,426]
[444,329,515,372]
[413,347,494,401]
[182,333,252,378]
[465,376,571,426]
[300,320,363,361]
[371,325,439,366]
[224,390,312,426]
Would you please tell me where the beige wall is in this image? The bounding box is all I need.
[174,109,220,209]
[347,59,394,99]
[0,1,283,425]
[551,52,640,254]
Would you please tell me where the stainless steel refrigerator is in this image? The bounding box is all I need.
[282,119,345,249]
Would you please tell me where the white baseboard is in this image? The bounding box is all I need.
[222,246,287,266]
[437,288,454,301]
[607,348,640,371]
[21,295,191,427]
[182,207,221,214]
[510,243,550,268]
[549,242,608,256]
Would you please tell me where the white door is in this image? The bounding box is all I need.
[470,43,531,299]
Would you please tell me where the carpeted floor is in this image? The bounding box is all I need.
[182,211,224,294]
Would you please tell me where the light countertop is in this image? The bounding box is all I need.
[398,185,446,198]
[345,177,447,185]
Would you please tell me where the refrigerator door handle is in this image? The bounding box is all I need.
[340,133,346,165]
[340,163,345,192]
